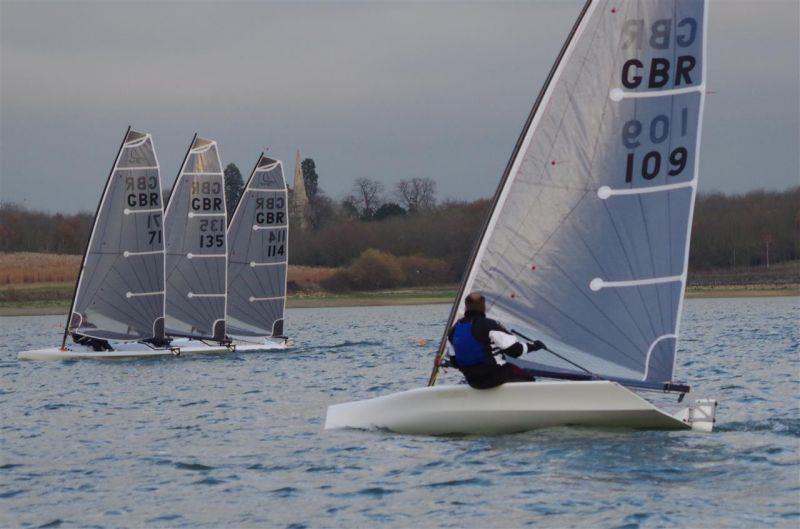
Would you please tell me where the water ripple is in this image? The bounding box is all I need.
[2,300,798,528]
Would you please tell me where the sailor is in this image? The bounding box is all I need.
[446,292,545,389]
[72,333,113,352]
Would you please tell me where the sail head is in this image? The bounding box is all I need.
[226,155,288,338]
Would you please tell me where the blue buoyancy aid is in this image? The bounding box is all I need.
[451,321,488,367]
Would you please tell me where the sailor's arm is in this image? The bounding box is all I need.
[443,325,458,367]
[486,321,545,358]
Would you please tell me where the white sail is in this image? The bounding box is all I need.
[440,0,708,384]
[67,128,166,342]
[163,136,227,341]
[225,155,288,339]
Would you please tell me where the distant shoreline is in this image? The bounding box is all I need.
[1,285,797,317]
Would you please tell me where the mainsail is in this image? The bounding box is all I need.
[164,136,227,341]
[66,127,166,342]
[435,0,708,384]
[226,155,288,339]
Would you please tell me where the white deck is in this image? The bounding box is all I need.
[326,381,697,435]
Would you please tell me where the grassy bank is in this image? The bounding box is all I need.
[2,282,798,317]
[1,252,797,317]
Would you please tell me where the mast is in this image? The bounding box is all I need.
[227,152,265,228]
[60,126,131,349]
[164,134,198,210]
[428,0,594,385]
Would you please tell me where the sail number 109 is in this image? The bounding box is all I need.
[622,110,689,183]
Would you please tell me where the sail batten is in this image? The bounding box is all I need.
[226,155,288,339]
[435,0,708,385]
[66,127,166,342]
[164,136,228,341]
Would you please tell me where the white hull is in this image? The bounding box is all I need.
[17,337,289,361]
[326,381,716,435]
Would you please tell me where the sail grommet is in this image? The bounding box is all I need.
[589,278,604,291]
[609,88,624,102]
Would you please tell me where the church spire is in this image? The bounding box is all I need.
[291,149,310,229]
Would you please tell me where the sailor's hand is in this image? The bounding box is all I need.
[527,340,546,351]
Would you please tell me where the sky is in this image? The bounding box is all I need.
[1,0,798,214]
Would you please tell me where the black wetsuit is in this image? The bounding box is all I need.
[447,310,535,389]
[72,333,113,352]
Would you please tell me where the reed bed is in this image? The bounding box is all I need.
[287,266,338,291]
[0,253,339,291]
[0,252,81,285]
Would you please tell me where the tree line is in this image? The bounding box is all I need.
[1,160,797,284]
[689,188,799,270]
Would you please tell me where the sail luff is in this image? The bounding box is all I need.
[61,126,132,348]
[429,0,596,386]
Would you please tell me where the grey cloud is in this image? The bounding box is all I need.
[1,0,797,213]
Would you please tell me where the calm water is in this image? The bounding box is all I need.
[1,297,798,528]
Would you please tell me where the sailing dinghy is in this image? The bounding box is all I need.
[326,0,717,434]
[223,154,290,349]
[19,127,175,360]
[161,135,232,354]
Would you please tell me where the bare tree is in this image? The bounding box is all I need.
[395,178,437,213]
[346,178,385,220]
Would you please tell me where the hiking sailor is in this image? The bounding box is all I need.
[445,292,545,389]
[71,333,113,352]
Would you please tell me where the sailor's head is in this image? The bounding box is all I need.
[464,292,486,314]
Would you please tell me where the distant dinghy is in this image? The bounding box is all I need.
[18,134,289,360]
[225,154,289,345]
[327,0,717,434]
[69,128,165,342]
[19,127,171,360]
[164,135,228,342]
